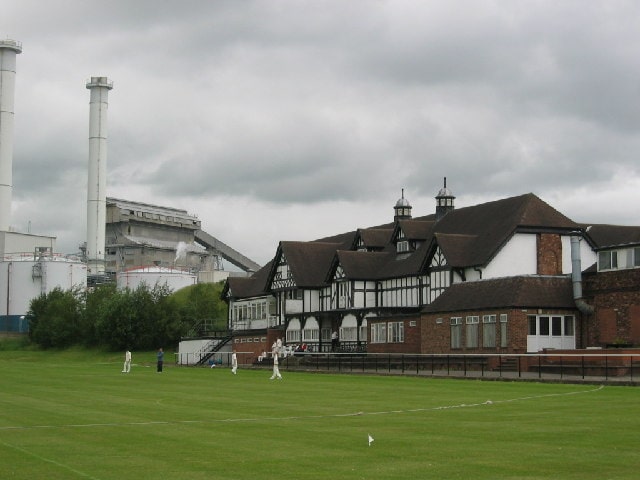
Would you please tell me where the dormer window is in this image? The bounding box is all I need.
[397,240,409,253]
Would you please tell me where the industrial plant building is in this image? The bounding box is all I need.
[1,39,258,334]
[104,197,259,283]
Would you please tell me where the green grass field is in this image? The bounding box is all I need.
[0,349,638,479]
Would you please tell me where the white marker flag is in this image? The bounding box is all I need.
[368,434,374,446]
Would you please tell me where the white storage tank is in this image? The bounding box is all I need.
[0,253,87,332]
[116,266,196,292]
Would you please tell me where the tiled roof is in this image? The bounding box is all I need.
[434,233,478,267]
[335,250,390,279]
[225,260,273,298]
[422,275,575,313]
[432,193,579,266]
[583,224,640,249]
[228,191,632,300]
[357,228,393,249]
[279,241,342,287]
[396,220,435,240]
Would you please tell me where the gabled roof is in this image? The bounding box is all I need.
[333,250,390,280]
[276,241,342,288]
[431,193,579,267]
[381,240,431,277]
[422,275,575,313]
[356,227,393,250]
[226,190,637,301]
[433,233,478,268]
[395,220,435,240]
[584,224,640,249]
[224,260,273,299]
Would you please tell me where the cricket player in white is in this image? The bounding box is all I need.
[231,350,238,374]
[270,351,282,380]
[122,350,131,373]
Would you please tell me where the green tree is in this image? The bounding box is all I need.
[27,281,222,351]
[171,282,228,335]
[28,287,83,348]
[81,283,117,346]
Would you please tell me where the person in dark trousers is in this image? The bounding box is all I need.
[157,347,164,372]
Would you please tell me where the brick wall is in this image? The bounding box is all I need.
[583,268,640,346]
[367,315,421,354]
[231,332,269,362]
[420,308,579,354]
[537,233,562,275]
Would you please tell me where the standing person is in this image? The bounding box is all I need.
[122,349,132,373]
[231,349,238,375]
[331,330,339,352]
[270,351,282,380]
[157,347,164,373]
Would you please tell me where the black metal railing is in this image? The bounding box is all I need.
[273,352,640,382]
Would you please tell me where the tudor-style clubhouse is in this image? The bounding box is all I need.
[223,180,640,360]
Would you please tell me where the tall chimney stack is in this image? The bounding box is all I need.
[86,76,113,275]
[0,39,22,232]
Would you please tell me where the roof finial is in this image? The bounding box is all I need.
[443,177,447,188]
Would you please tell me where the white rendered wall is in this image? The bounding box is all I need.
[480,233,537,279]
[304,289,320,312]
[561,235,596,273]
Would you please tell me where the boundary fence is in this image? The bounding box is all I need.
[270,352,640,383]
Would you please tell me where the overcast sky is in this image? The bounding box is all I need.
[3,1,640,267]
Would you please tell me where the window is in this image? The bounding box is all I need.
[387,322,404,343]
[286,329,301,343]
[287,289,302,300]
[337,281,350,308]
[552,316,562,336]
[466,316,479,348]
[303,328,319,341]
[359,324,368,342]
[539,316,550,336]
[397,240,409,253]
[528,315,537,335]
[321,328,331,341]
[482,315,496,348]
[635,247,640,267]
[598,250,618,270]
[500,314,508,348]
[451,317,462,349]
[340,327,357,341]
[564,316,574,336]
[371,323,386,343]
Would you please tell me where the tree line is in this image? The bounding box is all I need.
[27,282,228,351]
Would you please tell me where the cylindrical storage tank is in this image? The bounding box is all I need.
[116,266,196,292]
[0,256,87,331]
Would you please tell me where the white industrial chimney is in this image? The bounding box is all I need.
[85,76,113,275]
[0,39,22,233]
